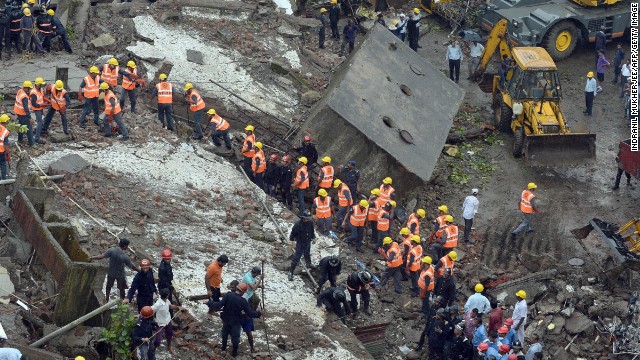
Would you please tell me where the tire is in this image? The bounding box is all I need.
[543,21,579,61]
[513,127,524,157]
[492,94,512,133]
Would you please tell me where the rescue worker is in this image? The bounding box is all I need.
[406,208,426,236]
[334,179,353,232]
[78,66,101,129]
[131,306,158,360]
[42,80,70,137]
[205,254,229,302]
[316,287,351,324]
[328,0,340,41]
[152,288,183,356]
[316,255,342,294]
[406,8,420,52]
[429,205,449,243]
[343,199,368,252]
[207,282,262,357]
[264,154,280,197]
[100,82,130,140]
[251,141,266,189]
[377,237,403,294]
[399,227,412,280]
[184,82,206,140]
[289,209,315,281]
[0,114,11,180]
[294,135,318,172]
[278,155,294,209]
[35,9,53,52]
[612,152,632,190]
[125,259,159,312]
[434,268,456,306]
[462,188,479,243]
[465,283,491,315]
[341,19,359,56]
[450,324,474,359]
[206,108,231,150]
[241,125,256,178]
[418,256,435,319]
[337,160,361,198]
[511,183,539,239]
[14,81,34,146]
[312,188,333,236]
[434,250,457,278]
[89,238,138,302]
[20,8,44,53]
[157,249,174,300]
[584,71,597,116]
[428,309,448,358]
[430,215,457,260]
[291,157,310,212]
[101,58,120,88]
[406,235,423,296]
[377,177,396,207]
[512,290,527,344]
[0,10,12,60]
[497,326,511,346]
[318,8,327,49]
[8,7,22,56]
[346,269,373,317]
[120,60,140,113]
[317,156,334,190]
[152,73,174,130]
[375,201,392,250]
[367,188,381,244]
[49,9,72,53]
[31,77,49,144]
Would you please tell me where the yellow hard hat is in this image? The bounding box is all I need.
[438,205,449,214]
[422,256,433,264]
[516,290,527,299]
[254,142,263,150]
[383,177,392,185]
[75,357,86,360]
[322,156,331,163]
[392,19,398,25]
[587,71,594,78]
[382,237,393,245]
[159,73,168,80]
[108,58,119,66]
[417,209,426,218]
[411,235,420,243]
[475,283,484,293]
[99,82,110,90]
[207,108,216,115]
[444,215,454,223]
[413,7,420,13]
[333,179,342,188]
[0,114,10,123]
[527,182,537,189]
[320,7,327,12]
[318,189,328,197]
[448,251,458,260]
[399,227,410,235]
[359,199,369,208]
[184,82,194,91]
[34,77,45,85]
[23,8,31,16]
[47,9,54,15]
[298,157,308,165]
[331,0,337,3]
[389,200,396,207]
[28,0,35,4]
[21,3,28,8]
[55,80,64,90]
[90,66,100,74]
[23,80,33,88]
[245,125,255,132]
[127,60,136,68]
[371,188,381,196]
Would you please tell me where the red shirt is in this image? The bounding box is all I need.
[489,307,504,333]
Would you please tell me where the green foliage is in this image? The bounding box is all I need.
[66,25,76,42]
[6,123,28,134]
[98,305,137,360]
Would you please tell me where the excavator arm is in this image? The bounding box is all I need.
[471,18,513,82]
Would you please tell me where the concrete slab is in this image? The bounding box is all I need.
[0,54,87,96]
[0,266,14,302]
[47,154,91,175]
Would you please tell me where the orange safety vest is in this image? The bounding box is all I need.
[29,87,45,111]
[377,209,389,231]
[101,64,120,87]
[436,255,455,277]
[156,82,173,104]
[519,190,535,214]
[14,89,29,116]
[318,165,334,188]
[408,245,423,272]
[295,165,310,189]
[122,68,138,90]
[349,205,367,227]
[209,114,229,131]
[378,185,395,204]
[386,243,403,268]
[407,213,420,235]
[367,198,380,221]
[10,18,20,32]
[251,149,266,173]
[51,88,67,110]
[189,90,205,112]
[104,90,122,115]
[338,183,353,207]
[0,125,10,153]
[83,75,100,98]
[314,196,331,219]
[435,215,447,237]
[401,236,412,258]
[418,265,435,291]
[242,134,255,158]
[443,225,459,248]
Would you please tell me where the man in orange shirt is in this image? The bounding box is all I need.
[205,254,229,303]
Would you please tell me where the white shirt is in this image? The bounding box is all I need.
[398,18,407,34]
[462,195,479,220]
[0,348,22,360]
[464,293,491,314]
[446,45,463,61]
[469,43,484,58]
[151,298,172,326]
[512,299,528,328]
[525,342,542,360]
[621,64,631,77]
[585,78,597,93]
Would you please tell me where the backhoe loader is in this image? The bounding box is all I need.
[466,18,596,162]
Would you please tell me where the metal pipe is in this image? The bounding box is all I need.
[0,175,64,185]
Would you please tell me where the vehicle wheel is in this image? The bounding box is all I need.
[543,21,579,61]
[513,127,524,157]
[492,94,512,133]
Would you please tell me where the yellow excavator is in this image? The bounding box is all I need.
[468,19,596,162]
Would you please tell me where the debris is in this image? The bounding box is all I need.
[90,34,116,48]
[160,11,181,23]
[564,311,594,335]
[445,146,460,157]
[277,24,302,38]
[47,154,91,175]
[300,90,321,107]
[186,49,205,65]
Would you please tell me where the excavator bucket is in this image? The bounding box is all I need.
[476,72,496,93]
[523,133,596,163]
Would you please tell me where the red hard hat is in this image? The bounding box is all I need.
[499,344,510,353]
[237,282,248,294]
[161,249,172,259]
[504,318,514,326]
[498,326,509,334]
[477,342,489,351]
[508,355,517,360]
[269,154,279,162]
[282,155,292,163]
[140,259,151,268]
[303,135,311,141]
[140,306,154,318]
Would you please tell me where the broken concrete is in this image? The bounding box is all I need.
[47,154,91,175]
[90,33,116,48]
[564,311,594,335]
[186,49,205,65]
[156,0,255,11]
